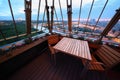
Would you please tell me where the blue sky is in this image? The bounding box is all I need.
[0,0,120,20]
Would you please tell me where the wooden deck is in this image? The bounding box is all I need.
[7,49,119,80]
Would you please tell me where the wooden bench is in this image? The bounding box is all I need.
[82,45,120,71]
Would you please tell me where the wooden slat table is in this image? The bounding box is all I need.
[53,37,92,60]
[53,37,92,78]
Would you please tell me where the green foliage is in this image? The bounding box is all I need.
[0,21,44,46]
[0,21,37,39]
[0,32,44,46]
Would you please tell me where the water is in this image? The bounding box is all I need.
[33,25,49,33]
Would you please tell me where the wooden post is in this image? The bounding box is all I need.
[45,0,51,33]
[51,0,55,34]
[67,0,72,33]
[24,0,32,35]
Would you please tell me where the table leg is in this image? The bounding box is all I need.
[80,60,90,79]
[53,49,57,65]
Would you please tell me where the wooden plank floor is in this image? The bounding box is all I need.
[7,49,118,80]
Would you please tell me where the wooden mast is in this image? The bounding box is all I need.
[67,0,72,33]
[97,8,120,43]
[51,0,55,34]
[45,0,51,33]
[24,0,32,35]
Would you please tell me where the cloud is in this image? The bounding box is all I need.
[0,0,99,16]
[0,13,10,16]
[31,0,99,15]
[18,7,25,14]
[1,0,117,20]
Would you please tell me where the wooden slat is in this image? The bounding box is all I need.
[98,47,116,64]
[95,45,120,69]
[101,47,119,61]
[96,50,112,67]
[100,47,118,64]
[7,50,111,80]
[103,45,120,58]
[82,55,104,71]
[47,35,59,45]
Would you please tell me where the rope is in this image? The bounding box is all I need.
[84,0,95,32]
[92,0,108,33]
[77,0,82,31]
[8,0,18,37]
[58,0,65,29]
[36,0,41,32]
[41,7,46,31]
[54,8,58,30]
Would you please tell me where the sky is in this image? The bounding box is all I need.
[0,0,120,20]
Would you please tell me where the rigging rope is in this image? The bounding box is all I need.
[41,7,46,31]
[36,0,41,32]
[77,0,82,32]
[8,0,18,37]
[92,0,108,33]
[54,7,58,30]
[58,0,65,30]
[84,0,95,33]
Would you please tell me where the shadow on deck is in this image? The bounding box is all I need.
[7,49,119,80]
